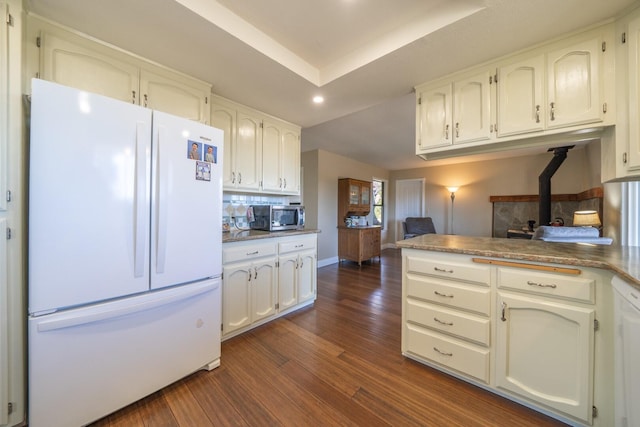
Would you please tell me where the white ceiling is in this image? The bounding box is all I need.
[26,0,640,170]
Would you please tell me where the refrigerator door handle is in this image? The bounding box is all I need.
[35,280,219,333]
[134,122,148,278]
[156,124,168,274]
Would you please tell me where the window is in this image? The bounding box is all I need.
[372,179,384,227]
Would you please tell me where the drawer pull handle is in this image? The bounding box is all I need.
[246,250,259,256]
[434,317,454,326]
[501,301,507,321]
[527,280,557,289]
[433,347,453,357]
[434,267,454,273]
[434,291,454,298]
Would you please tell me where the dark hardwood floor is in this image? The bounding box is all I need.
[90,248,567,426]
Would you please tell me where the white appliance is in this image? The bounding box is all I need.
[612,276,640,427]
[28,79,224,427]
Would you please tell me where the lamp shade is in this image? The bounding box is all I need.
[446,186,459,193]
[573,210,601,227]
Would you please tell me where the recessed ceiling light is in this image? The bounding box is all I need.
[313,96,324,104]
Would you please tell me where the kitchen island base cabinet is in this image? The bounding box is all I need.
[401,248,614,427]
[338,226,381,266]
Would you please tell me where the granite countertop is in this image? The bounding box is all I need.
[222,228,321,244]
[396,234,640,287]
[337,225,382,229]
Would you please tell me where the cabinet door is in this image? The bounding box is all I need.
[235,110,262,191]
[359,182,371,208]
[252,260,277,322]
[40,31,139,104]
[278,254,298,310]
[261,119,282,192]
[222,264,252,335]
[0,1,6,213]
[140,69,210,123]
[281,126,300,194]
[627,16,640,171]
[497,55,545,137]
[453,71,492,144]
[496,292,595,423]
[297,251,316,304]
[546,37,602,129]
[211,102,236,187]
[416,83,452,150]
[0,218,6,426]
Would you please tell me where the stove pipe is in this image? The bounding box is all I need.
[539,145,574,227]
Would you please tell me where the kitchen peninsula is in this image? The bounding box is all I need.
[396,234,639,426]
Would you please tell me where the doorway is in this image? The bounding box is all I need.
[395,178,425,241]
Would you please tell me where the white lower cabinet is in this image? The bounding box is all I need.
[402,250,491,384]
[401,249,614,426]
[222,242,277,336]
[278,236,317,311]
[222,234,317,340]
[496,292,595,423]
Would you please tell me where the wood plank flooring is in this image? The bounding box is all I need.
[90,248,567,426]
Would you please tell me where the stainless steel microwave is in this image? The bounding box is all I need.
[249,205,305,231]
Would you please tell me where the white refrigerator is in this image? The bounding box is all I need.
[28,79,224,427]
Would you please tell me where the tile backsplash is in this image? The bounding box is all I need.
[223,192,294,230]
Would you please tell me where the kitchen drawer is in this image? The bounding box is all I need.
[223,242,277,264]
[279,236,316,254]
[405,323,490,384]
[406,299,490,346]
[405,253,490,285]
[497,267,595,304]
[406,275,491,316]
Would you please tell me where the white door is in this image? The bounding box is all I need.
[150,111,223,289]
[395,179,425,241]
[29,79,152,313]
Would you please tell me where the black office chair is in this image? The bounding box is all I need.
[402,217,436,239]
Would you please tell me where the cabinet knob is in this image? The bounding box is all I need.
[455,122,460,138]
[500,301,507,321]
[550,102,555,121]
[535,105,540,123]
[445,124,449,139]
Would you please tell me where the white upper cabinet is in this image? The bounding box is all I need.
[416,83,452,150]
[140,68,210,124]
[40,31,139,104]
[626,14,640,171]
[453,70,493,144]
[416,70,492,152]
[234,109,263,191]
[497,55,545,137]
[416,23,613,159]
[212,95,300,195]
[546,36,603,129]
[262,118,300,194]
[211,96,262,192]
[35,21,211,123]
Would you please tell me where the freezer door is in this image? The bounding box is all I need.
[29,79,152,314]
[28,279,221,427]
[150,111,223,289]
